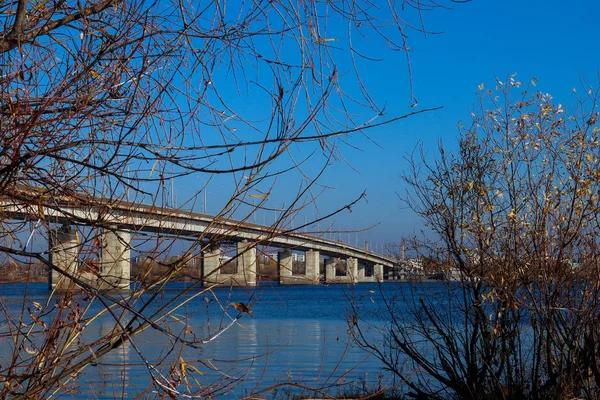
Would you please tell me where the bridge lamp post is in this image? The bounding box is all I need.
[317,217,323,234]
[197,177,208,214]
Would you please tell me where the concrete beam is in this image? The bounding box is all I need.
[49,225,79,290]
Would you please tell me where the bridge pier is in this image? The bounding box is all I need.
[278,250,294,284]
[236,240,257,286]
[99,227,131,290]
[202,245,221,286]
[305,250,320,284]
[325,257,359,284]
[357,263,384,283]
[325,257,337,283]
[49,224,79,290]
[347,257,358,284]
[202,240,256,287]
[49,225,131,291]
[278,249,320,285]
[357,263,366,281]
[375,264,383,282]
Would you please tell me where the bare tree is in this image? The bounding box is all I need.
[351,77,600,399]
[0,0,461,397]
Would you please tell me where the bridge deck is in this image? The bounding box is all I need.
[2,196,395,267]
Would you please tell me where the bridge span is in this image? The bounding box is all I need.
[2,195,395,290]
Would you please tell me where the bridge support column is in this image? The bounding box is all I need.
[202,245,221,286]
[357,264,365,281]
[347,257,358,284]
[278,250,293,285]
[325,258,337,283]
[237,240,257,286]
[49,224,79,290]
[375,264,383,282]
[100,227,131,290]
[305,250,320,284]
[357,263,381,283]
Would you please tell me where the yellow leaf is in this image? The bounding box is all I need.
[180,357,189,387]
[531,77,538,87]
[249,192,269,199]
[316,37,338,44]
[184,363,204,376]
[38,196,45,220]
[30,314,46,329]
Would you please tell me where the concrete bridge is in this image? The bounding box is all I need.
[2,194,395,290]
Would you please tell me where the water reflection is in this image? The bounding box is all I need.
[0,283,393,398]
[191,318,372,393]
[91,317,132,398]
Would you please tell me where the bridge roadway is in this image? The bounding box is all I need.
[2,194,395,289]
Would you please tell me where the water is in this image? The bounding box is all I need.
[0,282,424,398]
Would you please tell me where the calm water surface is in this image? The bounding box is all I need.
[0,282,438,398]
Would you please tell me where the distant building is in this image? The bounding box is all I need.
[291,253,305,262]
[396,258,424,280]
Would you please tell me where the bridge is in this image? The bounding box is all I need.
[2,192,395,290]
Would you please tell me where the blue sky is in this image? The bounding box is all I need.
[295,1,600,249]
[171,1,600,252]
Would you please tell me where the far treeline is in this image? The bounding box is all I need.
[0,255,279,284]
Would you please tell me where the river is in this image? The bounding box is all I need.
[0,282,435,398]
